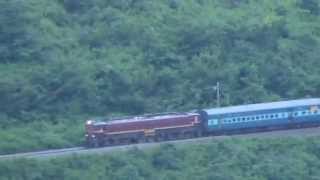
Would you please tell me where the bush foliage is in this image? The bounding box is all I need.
[2,138,320,180]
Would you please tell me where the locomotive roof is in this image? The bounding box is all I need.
[204,98,320,115]
[91,112,198,125]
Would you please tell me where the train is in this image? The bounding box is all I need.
[85,98,320,147]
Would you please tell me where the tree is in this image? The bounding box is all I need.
[0,0,39,63]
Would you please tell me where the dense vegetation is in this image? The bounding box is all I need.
[1,0,320,153]
[2,137,320,180]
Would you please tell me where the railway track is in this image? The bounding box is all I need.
[1,126,320,160]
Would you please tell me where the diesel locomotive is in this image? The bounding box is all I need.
[85,98,320,147]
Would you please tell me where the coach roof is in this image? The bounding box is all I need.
[91,112,198,125]
[204,98,320,115]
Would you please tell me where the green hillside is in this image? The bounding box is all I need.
[2,137,320,180]
[0,0,319,153]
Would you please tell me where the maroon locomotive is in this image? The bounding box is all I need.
[85,112,202,147]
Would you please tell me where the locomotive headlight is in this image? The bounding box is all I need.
[86,120,93,125]
[85,134,89,137]
[91,134,96,138]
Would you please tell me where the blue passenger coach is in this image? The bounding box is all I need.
[199,98,320,133]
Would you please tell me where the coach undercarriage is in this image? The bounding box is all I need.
[87,126,202,148]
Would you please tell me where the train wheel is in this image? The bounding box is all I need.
[183,132,193,139]
[91,139,99,148]
[130,138,138,144]
[154,136,162,142]
[145,137,154,143]
[103,139,114,146]
[193,131,201,138]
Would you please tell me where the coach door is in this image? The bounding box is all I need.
[288,109,294,123]
[218,116,223,128]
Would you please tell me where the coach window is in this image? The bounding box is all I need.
[294,112,298,116]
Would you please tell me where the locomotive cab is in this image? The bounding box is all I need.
[85,120,106,147]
